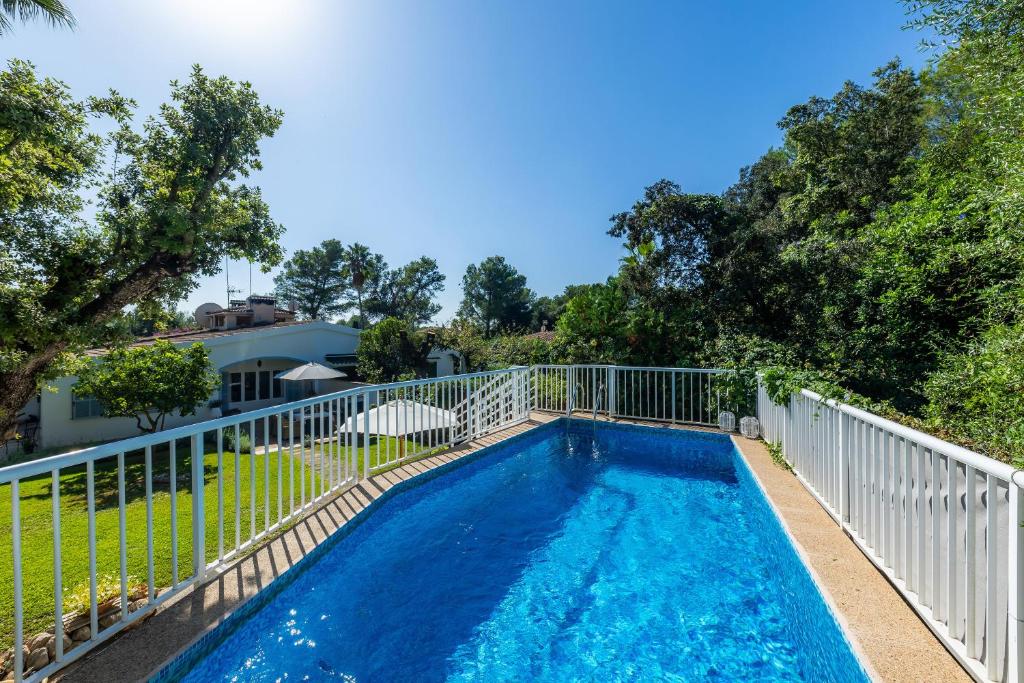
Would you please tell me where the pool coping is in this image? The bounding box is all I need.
[728,433,880,682]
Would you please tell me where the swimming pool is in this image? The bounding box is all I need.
[159,420,868,682]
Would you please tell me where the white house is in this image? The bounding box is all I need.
[427,348,463,377]
[31,297,363,449]
[22,296,466,451]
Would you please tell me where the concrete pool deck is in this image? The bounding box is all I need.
[55,414,969,682]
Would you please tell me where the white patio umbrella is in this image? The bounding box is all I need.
[276,362,347,398]
[345,399,457,457]
[276,362,347,382]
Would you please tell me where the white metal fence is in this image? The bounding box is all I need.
[0,367,530,683]
[758,382,1023,683]
[3,364,1016,683]
[531,365,730,425]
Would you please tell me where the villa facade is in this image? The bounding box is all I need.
[21,296,463,451]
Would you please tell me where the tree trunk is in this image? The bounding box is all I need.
[1,254,182,441]
[0,342,68,441]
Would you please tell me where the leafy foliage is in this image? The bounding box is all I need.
[550,1,1024,462]
[0,60,283,438]
[75,341,219,433]
[273,239,349,320]
[356,317,434,383]
[458,256,534,336]
[528,285,590,331]
[486,334,556,369]
[436,318,488,372]
[924,323,1024,463]
[0,0,74,34]
[766,441,793,472]
[364,257,446,326]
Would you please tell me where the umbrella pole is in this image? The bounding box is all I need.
[400,436,406,459]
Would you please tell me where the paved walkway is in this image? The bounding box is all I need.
[56,414,968,682]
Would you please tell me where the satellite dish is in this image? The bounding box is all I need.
[194,302,221,328]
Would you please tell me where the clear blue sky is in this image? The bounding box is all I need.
[2,0,931,322]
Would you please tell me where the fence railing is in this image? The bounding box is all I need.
[531,365,730,425]
[0,367,530,683]
[757,381,1023,683]
[4,363,1016,683]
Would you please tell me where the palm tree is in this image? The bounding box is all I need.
[1,0,75,34]
[341,243,383,329]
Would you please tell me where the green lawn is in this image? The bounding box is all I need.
[0,433,438,650]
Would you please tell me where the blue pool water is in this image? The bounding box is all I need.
[168,421,867,682]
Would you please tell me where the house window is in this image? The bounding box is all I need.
[258,371,270,400]
[244,372,256,401]
[71,392,104,419]
[272,374,282,398]
[230,372,242,403]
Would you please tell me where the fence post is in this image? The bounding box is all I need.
[363,390,371,479]
[565,366,572,415]
[607,367,617,417]
[839,409,850,524]
[467,381,475,440]
[191,433,205,581]
[1009,475,1024,683]
[671,371,677,423]
[527,367,534,415]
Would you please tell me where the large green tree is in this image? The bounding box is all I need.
[0,60,284,438]
[458,256,534,337]
[75,341,219,433]
[555,0,1024,461]
[364,256,446,325]
[340,242,385,329]
[274,239,348,320]
[356,317,433,382]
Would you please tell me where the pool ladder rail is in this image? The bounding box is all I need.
[592,382,604,422]
[565,381,605,435]
[566,382,579,417]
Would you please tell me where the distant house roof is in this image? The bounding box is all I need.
[84,320,358,357]
[524,328,555,342]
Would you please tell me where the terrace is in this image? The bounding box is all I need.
[0,365,1016,681]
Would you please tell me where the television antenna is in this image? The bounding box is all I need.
[225,256,243,303]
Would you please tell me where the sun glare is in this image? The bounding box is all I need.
[161,0,320,50]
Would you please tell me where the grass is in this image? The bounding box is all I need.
[766,440,793,472]
[0,432,439,651]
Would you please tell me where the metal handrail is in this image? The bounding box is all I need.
[0,367,529,484]
[566,382,581,417]
[799,387,1014,481]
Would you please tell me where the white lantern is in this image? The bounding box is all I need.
[718,411,736,432]
[740,416,760,439]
